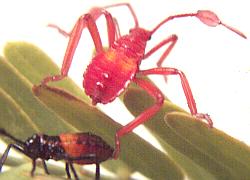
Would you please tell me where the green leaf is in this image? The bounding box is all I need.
[165,112,250,180]
[0,87,38,138]
[123,87,250,180]
[0,56,73,134]
[1,42,184,179]
[3,42,90,102]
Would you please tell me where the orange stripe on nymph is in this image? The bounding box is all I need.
[104,50,136,73]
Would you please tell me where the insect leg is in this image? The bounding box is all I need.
[139,67,213,127]
[47,24,71,37]
[104,3,139,27]
[65,154,100,179]
[0,144,24,172]
[65,162,71,179]
[48,7,118,42]
[114,78,164,158]
[112,17,121,39]
[88,7,116,46]
[41,13,104,85]
[31,159,37,176]
[66,154,103,179]
[69,163,79,180]
[144,34,178,82]
[95,163,100,180]
[42,160,49,174]
[144,34,178,67]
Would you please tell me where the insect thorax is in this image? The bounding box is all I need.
[25,134,65,160]
[83,28,151,105]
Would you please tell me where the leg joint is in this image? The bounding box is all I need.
[172,34,178,41]
[79,13,93,22]
[155,92,164,105]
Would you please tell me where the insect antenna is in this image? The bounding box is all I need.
[150,13,197,34]
[0,129,25,147]
[220,22,247,39]
[150,10,247,39]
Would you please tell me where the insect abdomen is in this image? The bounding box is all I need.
[59,133,113,164]
[83,49,138,105]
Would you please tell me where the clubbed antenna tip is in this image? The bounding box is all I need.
[196,10,247,39]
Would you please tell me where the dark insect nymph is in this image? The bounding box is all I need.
[0,129,113,180]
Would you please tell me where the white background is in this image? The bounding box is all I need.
[0,0,249,158]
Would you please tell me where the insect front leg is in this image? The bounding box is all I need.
[47,24,71,37]
[114,78,164,158]
[139,67,213,127]
[48,7,118,41]
[31,159,37,176]
[42,14,104,85]
[0,144,24,172]
[104,3,139,28]
[42,9,117,86]
[87,7,117,46]
[112,17,122,39]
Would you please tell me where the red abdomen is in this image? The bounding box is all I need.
[59,133,113,164]
[83,49,138,105]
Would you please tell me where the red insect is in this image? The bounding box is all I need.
[0,128,113,180]
[41,3,246,158]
